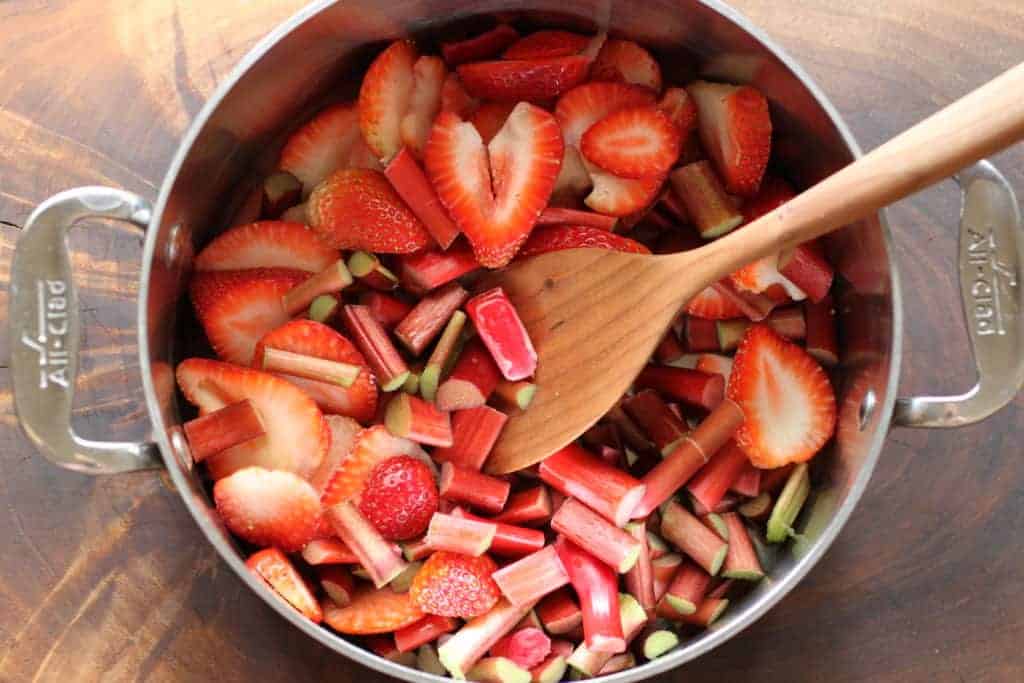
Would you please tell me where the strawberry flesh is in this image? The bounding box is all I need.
[591,39,662,92]
[410,551,501,618]
[580,105,681,179]
[359,455,440,540]
[247,548,323,622]
[324,584,425,634]
[215,467,320,552]
[518,225,650,259]
[194,221,339,273]
[359,40,418,162]
[457,57,591,102]
[503,30,591,60]
[279,103,381,196]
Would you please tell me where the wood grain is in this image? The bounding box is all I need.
[0,1,1021,682]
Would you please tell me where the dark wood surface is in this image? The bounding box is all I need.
[0,1,1021,681]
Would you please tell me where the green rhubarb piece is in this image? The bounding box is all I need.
[417,645,446,676]
[308,294,339,323]
[643,630,679,660]
[421,310,466,402]
[704,513,730,541]
[381,370,411,393]
[531,656,566,683]
[715,319,748,352]
[390,560,421,593]
[767,463,810,543]
[402,371,420,395]
[466,657,531,683]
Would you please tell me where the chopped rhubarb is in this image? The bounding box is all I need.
[670,161,743,238]
[182,399,265,462]
[760,464,796,494]
[492,486,551,526]
[262,170,302,219]
[539,444,647,528]
[402,368,421,395]
[436,339,502,411]
[259,346,361,387]
[421,310,467,401]
[661,501,729,576]
[491,627,551,670]
[466,657,531,683]
[688,441,751,512]
[438,598,536,679]
[418,644,447,675]
[325,501,409,587]
[731,461,762,497]
[397,244,480,292]
[452,508,546,557]
[652,553,683,601]
[395,281,469,355]
[515,609,543,632]
[396,614,460,652]
[606,404,655,453]
[385,146,461,248]
[433,406,508,471]
[624,521,656,612]
[684,316,720,352]
[348,250,400,291]
[342,304,410,391]
[426,511,497,556]
[535,207,618,231]
[552,498,641,574]
[247,548,323,623]
[536,588,582,635]
[319,565,355,606]
[642,629,679,660]
[635,365,725,411]
[555,537,625,654]
[721,512,764,580]
[766,463,810,543]
[692,493,741,517]
[530,653,567,683]
[779,242,834,303]
[655,328,687,364]
[386,393,454,447]
[360,291,413,330]
[492,380,537,412]
[702,512,730,540]
[564,593,648,676]
[660,559,711,615]
[308,293,340,324]
[302,538,358,565]
[441,24,520,66]
[402,536,434,562]
[713,278,775,322]
[621,390,688,453]
[440,462,511,514]
[282,260,353,315]
[647,530,669,560]
[805,295,839,367]
[739,492,773,522]
[465,288,537,381]
[391,560,423,592]
[492,546,570,607]
[716,306,806,351]
[676,598,729,627]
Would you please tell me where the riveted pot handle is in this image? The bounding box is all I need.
[9,187,162,473]
[894,160,1024,427]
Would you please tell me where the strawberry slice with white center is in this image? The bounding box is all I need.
[687,81,772,197]
[320,424,430,509]
[310,415,362,495]
[425,103,563,267]
[456,56,591,102]
[686,285,745,320]
[582,159,664,217]
[580,105,681,178]
[247,548,323,623]
[255,319,378,424]
[555,81,656,148]
[591,39,663,92]
[194,221,340,273]
[400,56,448,158]
[176,358,329,480]
[727,324,836,468]
[359,40,418,163]
[279,103,382,197]
[730,256,806,300]
[190,268,307,365]
[214,467,321,552]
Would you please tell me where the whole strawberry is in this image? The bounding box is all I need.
[358,455,438,540]
[410,551,500,618]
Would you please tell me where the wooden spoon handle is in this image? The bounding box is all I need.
[685,61,1024,283]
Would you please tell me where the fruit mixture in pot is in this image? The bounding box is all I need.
[176,20,839,680]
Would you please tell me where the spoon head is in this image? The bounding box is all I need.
[481,247,694,474]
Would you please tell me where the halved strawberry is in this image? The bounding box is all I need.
[457,56,591,102]
[517,224,650,259]
[591,39,662,92]
[727,324,836,468]
[255,319,378,423]
[580,105,681,178]
[687,81,772,197]
[320,424,429,509]
[469,101,516,144]
[410,551,501,618]
[307,168,433,253]
[658,87,698,138]
[324,584,425,634]
[425,104,563,267]
[686,285,745,320]
[176,358,328,480]
[194,221,339,273]
[582,159,664,217]
[359,40,418,162]
[358,455,439,540]
[214,467,320,551]
[190,268,307,365]
[247,548,323,623]
[502,30,591,60]
[554,81,656,148]
[400,56,447,158]
[278,103,382,196]
[310,415,363,495]
[440,73,479,117]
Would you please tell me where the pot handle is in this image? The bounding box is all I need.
[893,160,1024,427]
[8,186,163,473]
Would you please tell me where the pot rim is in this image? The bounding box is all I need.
[137,1,903,679]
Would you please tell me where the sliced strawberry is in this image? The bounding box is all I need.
[176,358,328,480]
[214,467,320,551]
[554,81,656,148]
[310,415,363,495]
[502,30,591,60]
[580,105,680,178]
[425,104,563,267]
[358,455,439,540]
[470,101,516,144]
[194,221,339,273]
[582,160,663,217]
[410,551,501,618]
[359,40,418,162]
[441,24,520,66]
[320,424,429,509]
[324,584,425,634]
[591,39,662,92]
[247,548,323,623]
[686,285,746,320]
[307,168,433,253]
[658,87,698,139]
[189,268,307,365]
[440,73,479,117]
[457,56,591,102]
[730,256,806,300]
[687,81,772,197]
[255,319,378,423]
[278,103,381,196]
[518,225,650,259]
[400,56,447,158]
[727,325,836,468]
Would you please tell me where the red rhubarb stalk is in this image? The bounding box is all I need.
[385,393,454,447]
[433,406,508,471]
[318,565,355,606]
[535,207,618,231]
[465,287,537,381]
[394,281,469,355]
[359,291,413,330]
[420,310,467,402]
[688,441,751,512]
[692,493,741,517]
[670,161,743,238]
[259,347,361,387]
[661,501,729,576]
[651,553,683,601]
[702,512,730,540]
[437,598,536,679]
[182,399,264,462]
[465,657,531,683]
[348,250,399,291]
[683,316,720,352]
[805,294,839,367]
[491,627,551,670]
[452,508,546,557]
[385,147,461,249]
[342,304,410,391]
[492,486,551,526]
[281,259,353,315]
[564,594,648,676]
[606,405,655,453]
[425,512,496,556]
[555,537,625,654]
[325,501,409,587]
[635,365,725,411]
[301,538,358,565]
[655,329,687,364]
[441,24,520,66]
[492,546,570,607]
[552,499,642,573]
[712,278,775,321]
[624,521,656,612]
[396,614,459,653]
[436,339,502,411]
[440,462,511,514]
[397,244,480,293]
[536,588,582,635]
[659,559,710,615]
[678,598,729,627]
[717,306,806,350]
[492,379,537,412]
[779,241,834,303]
[598,653,636,674]
[721,512,764,580]
[731,462,761,497]
[621,390,688,454]
[539,443,646,528]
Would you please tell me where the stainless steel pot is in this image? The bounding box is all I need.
[9,1,1024,680]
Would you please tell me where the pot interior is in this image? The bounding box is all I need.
[141,0,898,677]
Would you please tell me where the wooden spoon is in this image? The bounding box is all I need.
[483,62,1024,474]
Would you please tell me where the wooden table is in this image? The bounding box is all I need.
[1,1,1021,681]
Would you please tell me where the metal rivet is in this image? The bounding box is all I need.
[858,390,877,430]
